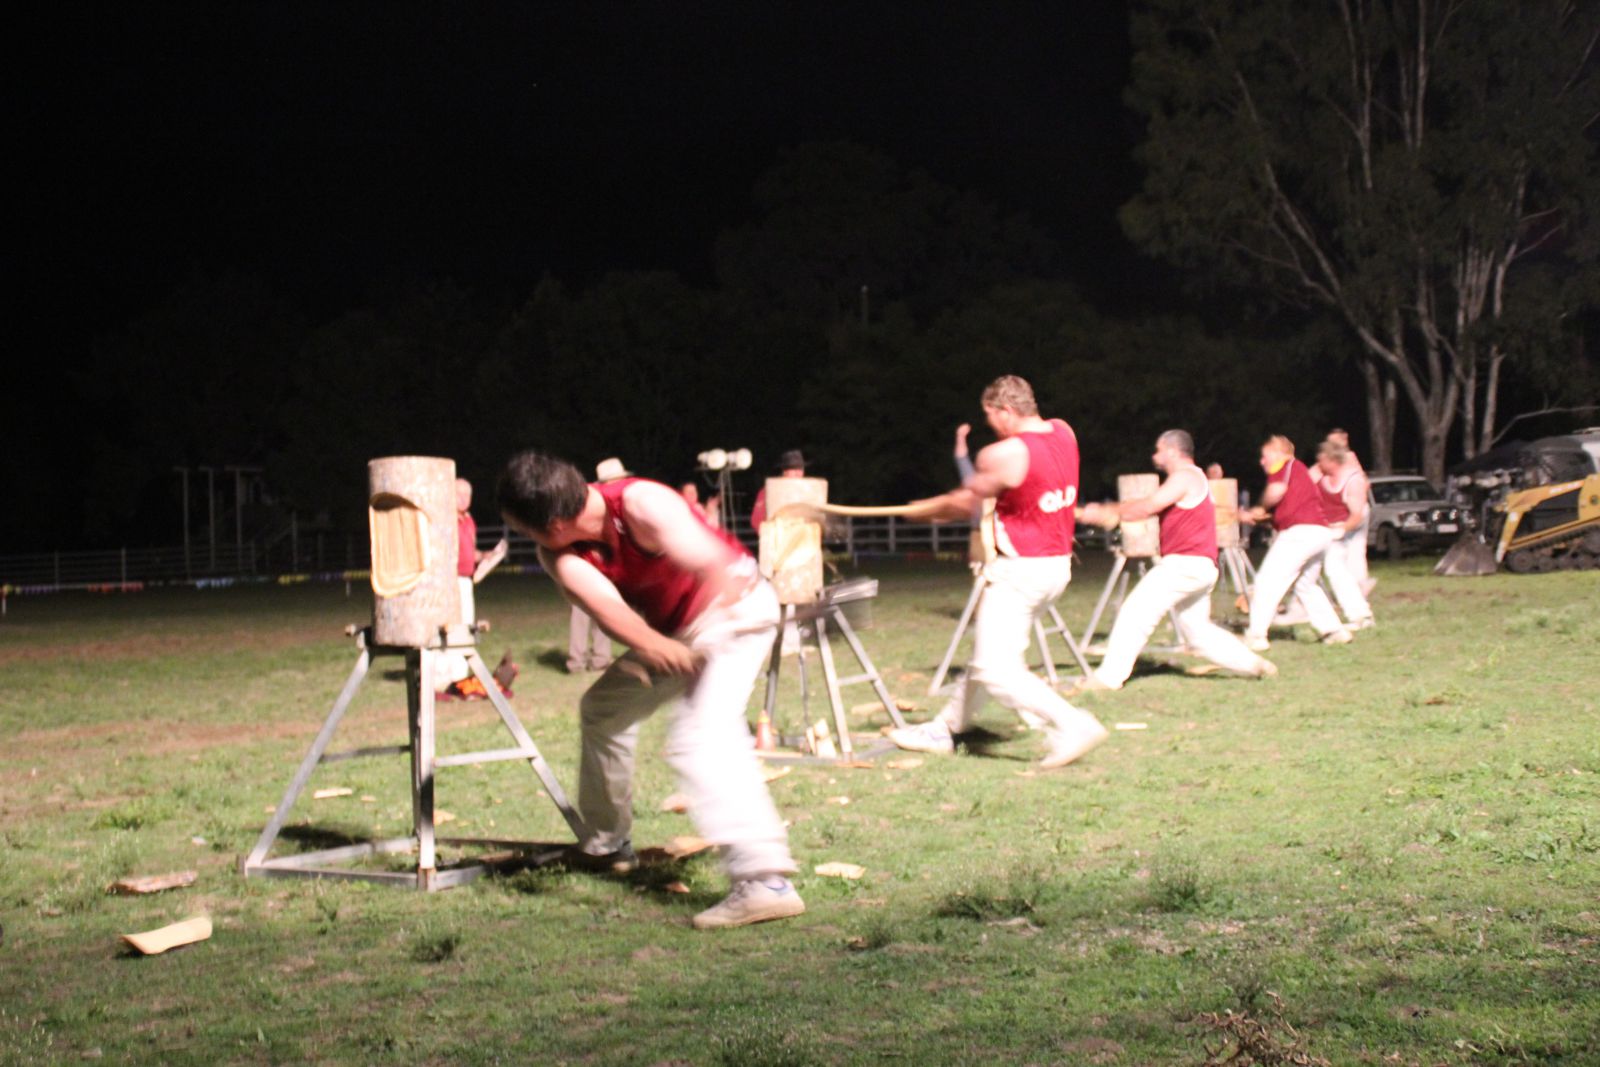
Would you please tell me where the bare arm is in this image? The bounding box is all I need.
[1084,468,1193,527]
[1340,474,1367,530]
[538,540,702,676]
[909,437,1028,523]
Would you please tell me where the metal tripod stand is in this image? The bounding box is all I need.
[760,580,906,758]
[927,571,1093,694]
[243,626,586,891]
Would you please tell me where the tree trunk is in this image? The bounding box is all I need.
[1359,358,1397,473]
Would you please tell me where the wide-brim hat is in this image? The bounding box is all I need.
[595,457,633,483]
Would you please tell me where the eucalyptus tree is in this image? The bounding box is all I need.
[1122,0,1599,480]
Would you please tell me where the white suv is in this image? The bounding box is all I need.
[1367,475,1468,559]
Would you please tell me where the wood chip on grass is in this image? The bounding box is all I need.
[814,861,866,879]
[311,787,353,800]
[109,871,197,895]
[120,916,212,956]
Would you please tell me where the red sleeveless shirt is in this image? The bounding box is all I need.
[569,478,749,635]
[1267,458,1326,531]
[1314,468,1351,524]
[993,419,1079,558]
[1158,464,1217,561]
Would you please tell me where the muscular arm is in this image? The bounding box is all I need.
[910,437,1028,522]
[538,547,694,672]
[1340,473,1368,530]
[1087,468,1193,526]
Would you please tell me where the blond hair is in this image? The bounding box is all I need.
[1262,434,1296,457]
[981,375,1038,416]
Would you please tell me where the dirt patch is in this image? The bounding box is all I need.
[1060,1037,1125,1064]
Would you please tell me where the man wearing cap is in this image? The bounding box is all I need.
[499,450,803,930]
[1242,435,1353,651]
[1076,430,1274,690]
[565,458,628,673]
[888,375,1108,769]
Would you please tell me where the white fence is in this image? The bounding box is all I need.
[0,516,977,596]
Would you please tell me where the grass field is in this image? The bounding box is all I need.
[1,556,1597,1065]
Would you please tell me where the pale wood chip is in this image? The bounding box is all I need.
[109,871,197,895]
[120,916,212,956]
[311,787,353,800]
[814,862,865,879]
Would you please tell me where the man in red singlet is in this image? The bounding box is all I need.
[888,375,1108,769]
[497,451,803,930]
[1313,440,1375,629]
[1076,430,1274,690]
[1242,435,1353,650]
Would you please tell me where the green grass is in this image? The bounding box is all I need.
[1,557,1596,1065]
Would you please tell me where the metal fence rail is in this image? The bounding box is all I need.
[0,516,978,596]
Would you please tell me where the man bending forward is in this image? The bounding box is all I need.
[498,452,802,930]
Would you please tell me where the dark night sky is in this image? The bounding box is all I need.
[13,3,1152,549]
[17,3,1139,356]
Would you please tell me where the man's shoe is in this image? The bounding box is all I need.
[888,720,955,755]
[692,876,805,930]
[1039,720,1109,770]
[1067,672,1119,696]
[1321,629,1354,645]
[1348,616,1376,632]
[563,843,639,874]
[1253,658,1278,679]
[1244,635,1271,653]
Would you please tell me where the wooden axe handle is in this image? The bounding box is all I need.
[771,500,949,521]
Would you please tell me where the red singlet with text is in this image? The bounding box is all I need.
[570,478,749,635]
[1267,458,1326,531]
[1158,465,1217,561]
[993,419,1079,557]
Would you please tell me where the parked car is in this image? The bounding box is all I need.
[1367,475,1469,559]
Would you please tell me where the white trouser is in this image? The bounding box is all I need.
[567,605,613,671]
[1341,519,1370,587]
[575,581,794,880]
[938,556,1103,739]
[436,576,476,684]
[1322,528,1373,623]
[1247,525,1345,639]
[1096,554,1263,687]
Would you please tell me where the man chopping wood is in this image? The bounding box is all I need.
[497,451,802,930]
[1075,430,1275,691]
[887,375,1108,769]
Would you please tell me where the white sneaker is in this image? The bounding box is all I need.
[1245,635,1271,653]
[1348,616,1376,631]
[888,720,955,755]
[1321,629,1354,645]
[1253,658,1278,679]
[1039,719,1109,769]
[1067,672,1119,696]
[692,876,806,930]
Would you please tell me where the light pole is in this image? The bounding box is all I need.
[173,467,191,578]
[696,448,752,536]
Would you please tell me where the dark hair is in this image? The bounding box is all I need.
[1158,429,1195,457]
[776,449,807,472]
[497,451,589,532]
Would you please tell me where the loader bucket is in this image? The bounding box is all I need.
[1435,533,1499,577]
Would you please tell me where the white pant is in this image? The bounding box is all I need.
[1322,529,1373,623]
[939,556,1103,738]
[1341,521,1370,588]
[1247,525,1346,639]
[567,605,613,671]
[1096,554,1263,687]
[575,581,794,880]
[436,576,476,684]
